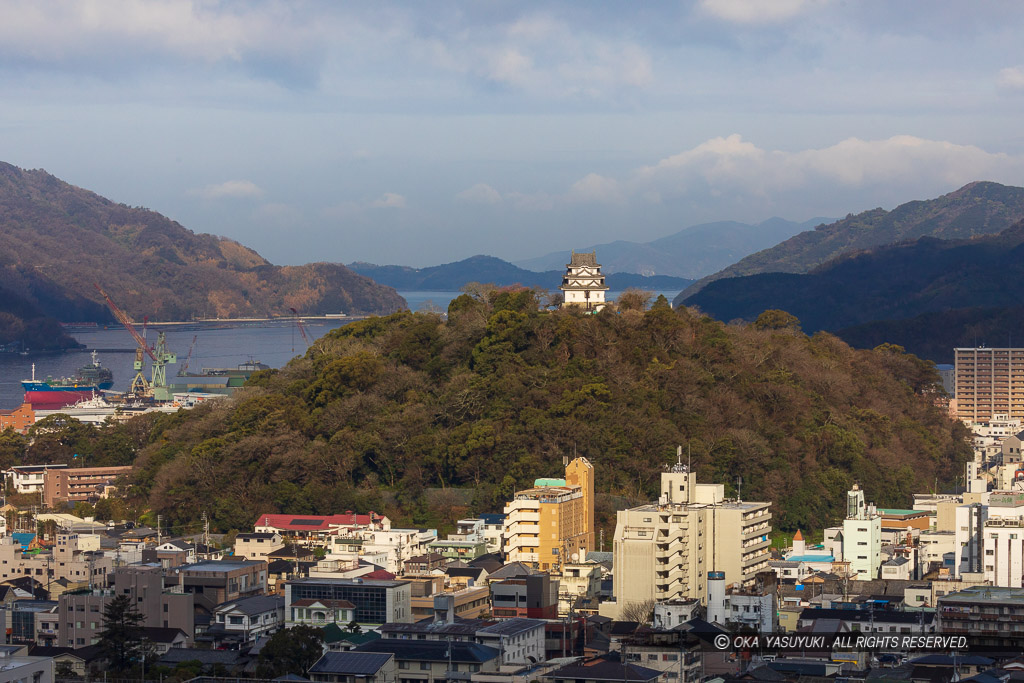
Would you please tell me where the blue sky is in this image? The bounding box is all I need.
[2,0,1024,267]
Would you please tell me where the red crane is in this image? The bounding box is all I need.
[94,284,156,361]
[179,335,199,376]
[290,307,310,348]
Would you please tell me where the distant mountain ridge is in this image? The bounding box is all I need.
[348,255,693,292]
[0,162,405,343]
[682,218,1024,361]
[515,217,829,278]
[679,181,1024,302]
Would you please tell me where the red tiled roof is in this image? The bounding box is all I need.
[363,569,396,580]
[255,512,381,531]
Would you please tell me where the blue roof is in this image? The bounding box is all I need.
[12,533,35,548]
[787,554,834,562]
[479,513,505,524]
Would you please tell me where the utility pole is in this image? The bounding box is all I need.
[202,511,210,557]
[157,515,162,546]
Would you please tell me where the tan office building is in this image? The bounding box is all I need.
[955,347,1024,423]
[503,457,594,571]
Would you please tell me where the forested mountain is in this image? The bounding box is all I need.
[679,182,1024,302]
[517,217,824,278]
[4,292,965,536]
[682,220,1024,361]
[0,162,405,345]
[348,255,692,291]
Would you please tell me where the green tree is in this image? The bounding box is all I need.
[97,594,152,673]
[255,625,325,677]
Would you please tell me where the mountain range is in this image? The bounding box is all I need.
[683,218,1024,362]
[515,217,830,278]
[680,181,1024,300]
[348,255,693,292]
[0,162,404,349]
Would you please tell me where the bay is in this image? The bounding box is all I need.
[0,319,351,410]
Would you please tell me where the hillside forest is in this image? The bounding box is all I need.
[0,288,970,540]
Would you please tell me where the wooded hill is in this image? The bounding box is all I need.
[0,290,960,537]
[0,162,405,348]
[679,181,1024,302]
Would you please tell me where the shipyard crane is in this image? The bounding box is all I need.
[93,284,177,394]
[289,307,310,350]
[178,335,198,376]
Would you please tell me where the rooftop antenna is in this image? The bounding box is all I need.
[736,476,743,503]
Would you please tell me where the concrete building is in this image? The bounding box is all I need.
[233,532,285,561]
[4,464,65,495]
[479,513,505,554]
[612,457,772,613]
[285,577,412,628]
[491,573,559,619]
[43,465,133,507]
[842,485,882,580]
[981,491,1024,587]
[938,585,1024,649]
[58,565,194,648]
[955,347,1024,423]
[560,251,608,312]
[0,532,111,588]
[0,403,34,434]
[503,457,594,571]
[173,559,268,609]
[0,649,52,683]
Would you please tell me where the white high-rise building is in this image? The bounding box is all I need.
[842,485,882,580]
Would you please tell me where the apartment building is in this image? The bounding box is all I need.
[939,585,1024,649]
[955,347,1024,423]
[503,457,594,571]
[843,485,882,580]
[43,465,133,507]
[978,491,1024,587]
[58,564,194,648]
[613,459,772,612]
[173,559,268,609]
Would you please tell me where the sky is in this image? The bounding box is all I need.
[2,1,1024,268]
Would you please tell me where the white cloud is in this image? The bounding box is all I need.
[632,134,1022,198]
[566,173,624,204]
[456,135,1024,217]
[190,179,264,200]
[998,66,1024,90]
[698,0,825,24]
[369,192,406,209]
[456,183,503,205]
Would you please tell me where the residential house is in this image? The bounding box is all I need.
[309,652,396,683]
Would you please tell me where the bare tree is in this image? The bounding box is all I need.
[619,599,656,624]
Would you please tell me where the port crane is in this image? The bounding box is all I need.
[94,284,177,395]
[290,307,310,350]
[178,335,199,376]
